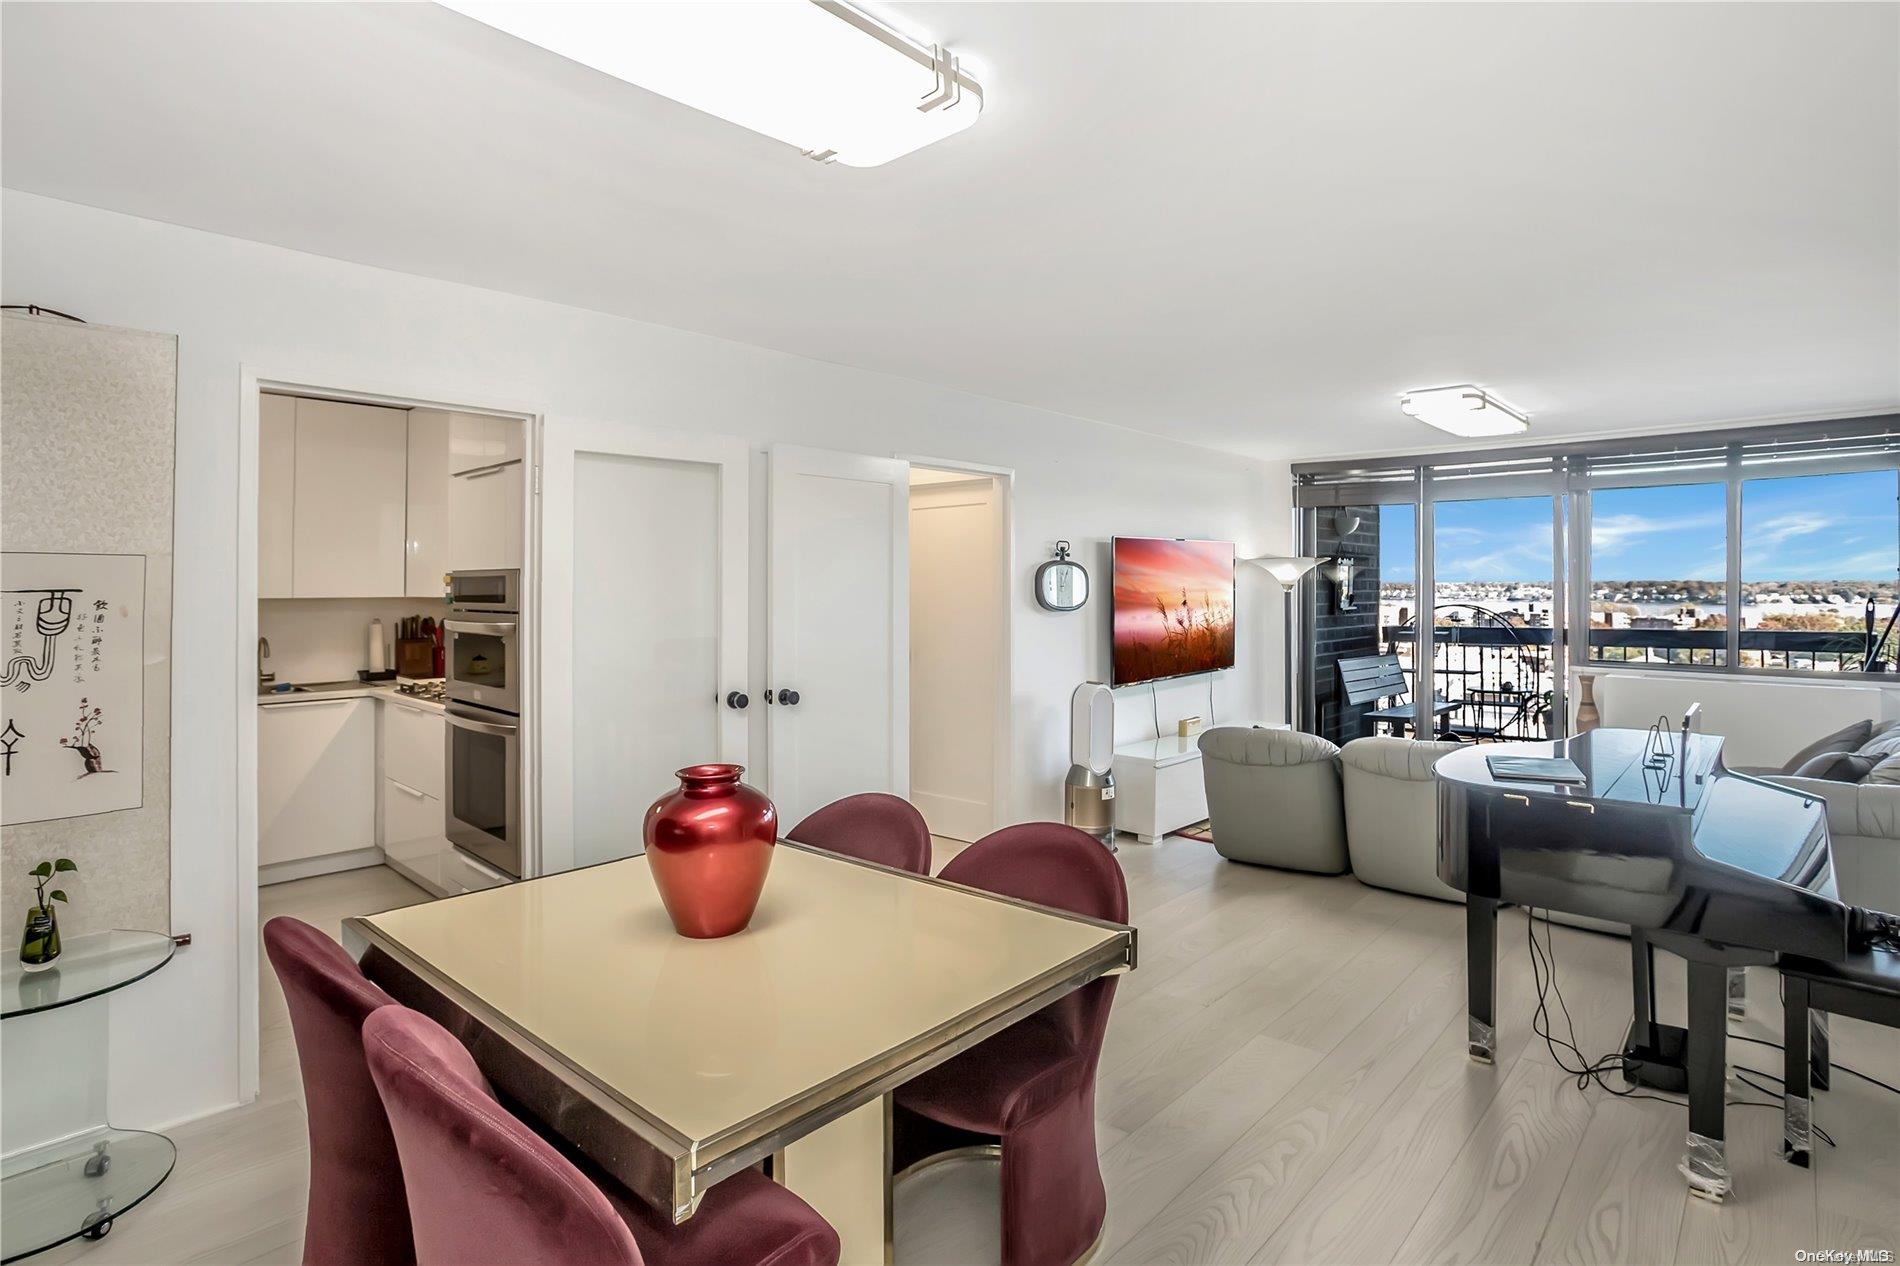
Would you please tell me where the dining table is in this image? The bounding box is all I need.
[342,841,1135,1265]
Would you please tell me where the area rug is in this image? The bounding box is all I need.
[1176,819,1215,843]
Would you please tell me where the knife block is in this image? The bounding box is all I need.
[395,638,435,679]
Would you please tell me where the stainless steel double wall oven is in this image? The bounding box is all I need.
[444,569,522,877]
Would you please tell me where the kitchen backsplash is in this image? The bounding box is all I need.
[259,597,447,684]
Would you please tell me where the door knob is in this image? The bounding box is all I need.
[777,688,800,706]
[725,691,749,710]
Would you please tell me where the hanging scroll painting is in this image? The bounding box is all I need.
[3,552,147,825]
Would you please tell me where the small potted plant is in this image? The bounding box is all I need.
[20,858,77,971]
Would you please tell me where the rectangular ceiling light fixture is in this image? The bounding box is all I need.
[1398,385,1531,438]
[439,1,983,167]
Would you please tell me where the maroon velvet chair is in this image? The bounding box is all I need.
[361,1005,841,1266]
[786,792,933,875]
[894,823,1127,1266]
[261,916,413,1266]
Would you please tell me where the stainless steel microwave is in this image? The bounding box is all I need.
[446,568,519,614]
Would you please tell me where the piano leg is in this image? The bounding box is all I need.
[1811,1009,1831,1092]
[1726,966,1748,1019]
[1630,932,1657,1050]
[1681,960,1732,1201]
[1782,975,1812,1168]
[1465,896,1498,1064]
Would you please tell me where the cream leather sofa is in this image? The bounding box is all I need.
[1338,734,1624,932]
[1339,736,1465,901]
[1763,775,1900,913]
[1197,726,1350,874]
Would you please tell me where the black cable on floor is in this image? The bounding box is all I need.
[1729,1068,1838,1147]
[1725,1031,1900,1098]
[1524,910,1789,1116]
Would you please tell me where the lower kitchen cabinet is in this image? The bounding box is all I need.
[382,775,442,870]
[259,698,376,875]
[380,702,453,895]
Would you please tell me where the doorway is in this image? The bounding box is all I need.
[907,465,1008,842]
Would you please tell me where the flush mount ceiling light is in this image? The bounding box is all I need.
[1398,385,1530,438]
[439,0,983,167]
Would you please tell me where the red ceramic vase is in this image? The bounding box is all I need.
[643,764,777,939]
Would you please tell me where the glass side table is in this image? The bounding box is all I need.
[1,929,184,1262]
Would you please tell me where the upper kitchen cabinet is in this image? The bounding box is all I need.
[258,393,297,598]
[405,408,451,598]
[448,457,525,571]
[448,411,524,475]
[447,411,526,571]
[291,398,409,597]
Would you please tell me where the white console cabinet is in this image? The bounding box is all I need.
[1113,725,1289,844]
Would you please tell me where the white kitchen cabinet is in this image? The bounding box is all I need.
[292,398,408,597]
[447,460,525,572]
[382,776,442,868]
[380,701,451,894]
[259,698,376,872]
[442,846,508,894]
[258,393,297,598]
[382,701,445,798]
[448,412,525,476]
[405,408,450,599]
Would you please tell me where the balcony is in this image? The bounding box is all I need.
[1370,624,1893,742]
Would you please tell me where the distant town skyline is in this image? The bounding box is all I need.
[1375,470,1898,585]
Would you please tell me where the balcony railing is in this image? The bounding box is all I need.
[1373,624,1894,740]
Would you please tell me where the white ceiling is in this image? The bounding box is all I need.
[4,2,1895,460]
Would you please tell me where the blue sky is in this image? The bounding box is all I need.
[1375,470,1898,583]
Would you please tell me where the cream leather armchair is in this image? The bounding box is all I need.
[1339,736,1465,901]
[1197,727,1349,873]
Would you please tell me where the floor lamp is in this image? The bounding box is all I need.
[1244,555,1324,728]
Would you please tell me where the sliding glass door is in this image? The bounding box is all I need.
[1427,495,1563,741]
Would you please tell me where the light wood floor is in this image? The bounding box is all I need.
[42,838,1898,1265]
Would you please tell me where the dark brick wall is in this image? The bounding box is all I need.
[1307,508,1384,745]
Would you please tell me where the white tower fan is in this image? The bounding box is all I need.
[1064,682,1117,852]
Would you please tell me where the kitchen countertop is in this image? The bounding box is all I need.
[257,681,447,715]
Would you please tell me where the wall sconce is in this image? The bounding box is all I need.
[1325,556,1357,611]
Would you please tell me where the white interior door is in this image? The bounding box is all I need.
[540,421,749,874]
[768,445,909,830]
[908,475,1002,841]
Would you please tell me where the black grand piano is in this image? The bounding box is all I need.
[1435,726,1849,1202]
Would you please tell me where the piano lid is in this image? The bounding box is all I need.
[1436,728,1837,898]
[1437,728,1721,811]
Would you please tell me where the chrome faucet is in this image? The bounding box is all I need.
[258,635,274,685]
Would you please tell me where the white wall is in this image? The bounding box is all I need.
[258,598,445,684]
[1,190,1287,1130]
[1579,666,1900,768]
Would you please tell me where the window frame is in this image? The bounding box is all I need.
[1293,414,1900,695]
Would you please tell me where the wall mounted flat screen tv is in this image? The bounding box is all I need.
[1111,537,1236,686]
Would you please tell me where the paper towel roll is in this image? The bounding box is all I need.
[368,618,386,672]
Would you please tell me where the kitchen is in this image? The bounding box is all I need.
[256,391,527,899]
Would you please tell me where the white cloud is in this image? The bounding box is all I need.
[1748,512,1830,548]
[1590,511,1724,557]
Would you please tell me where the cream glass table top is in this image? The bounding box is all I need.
[345,843,1133,1219]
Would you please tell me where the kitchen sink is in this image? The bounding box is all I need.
[259,683,310,696]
